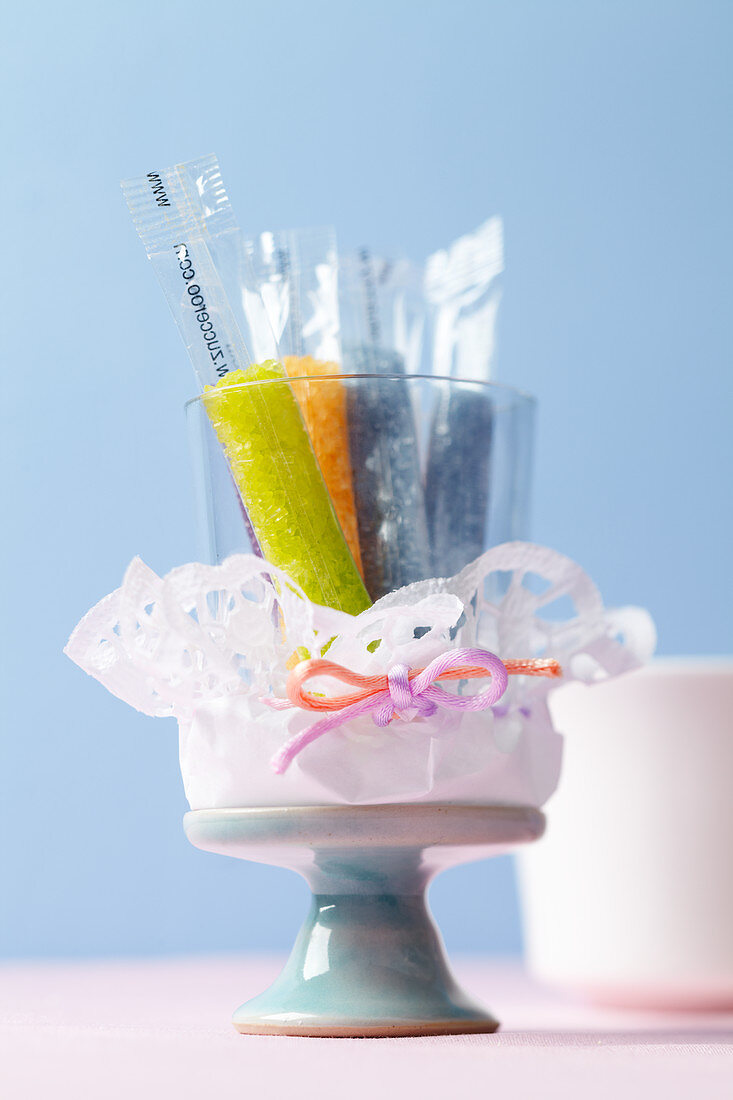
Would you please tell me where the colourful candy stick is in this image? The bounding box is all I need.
[283,356,363,577]
[426,384,493,577]
[202,361,371,615]
[343,345,431,600]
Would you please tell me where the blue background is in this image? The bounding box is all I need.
[2,0,731,958]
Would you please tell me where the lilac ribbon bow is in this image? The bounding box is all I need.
[271,647,509,774]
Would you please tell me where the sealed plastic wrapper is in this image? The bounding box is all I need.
[243,226,340,365]
[425,218,505,575]
[339,250,431,599]
[339,249,426,375]
[123,158,368,613]
[65,542,656,809]
[121,155,253,387]
[203,363,370,614]
[425,217,503,381]
[283,356,363,574]
[243,227,362,571]
[121,154,262,558]
[343,344,431,599]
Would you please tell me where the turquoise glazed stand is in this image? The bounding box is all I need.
[184,804,544,1037]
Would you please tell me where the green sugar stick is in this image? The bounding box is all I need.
[203,361,372,615]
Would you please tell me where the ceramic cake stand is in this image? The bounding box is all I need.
[184,803,544,1037]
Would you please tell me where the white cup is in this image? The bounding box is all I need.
[518,657,733,1009]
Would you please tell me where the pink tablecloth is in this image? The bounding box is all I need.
[0,956,731,1099]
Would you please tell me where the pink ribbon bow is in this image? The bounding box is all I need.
[269,647,561,774]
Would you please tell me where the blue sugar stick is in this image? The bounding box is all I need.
[344,346,431,600]
[425,384,493,578]
[424,218,504,576]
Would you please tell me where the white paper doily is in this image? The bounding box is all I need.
[65,542,655,808]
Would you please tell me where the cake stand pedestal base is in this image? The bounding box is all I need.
[184,804,544,1038]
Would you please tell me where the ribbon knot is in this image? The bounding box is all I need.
[373,664,438,726]
[267,647,561,775]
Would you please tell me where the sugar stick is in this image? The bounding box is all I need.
[344,345,431,600]
[425,384,493,577]
[425,218,504,575]
[203,361,371,615]
[283,356,363,577]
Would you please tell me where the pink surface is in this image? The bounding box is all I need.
[0,956,731,1099]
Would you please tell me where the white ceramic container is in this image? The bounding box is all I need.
[518,658,733,1009]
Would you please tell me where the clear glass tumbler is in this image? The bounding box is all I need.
[186,373,535,598]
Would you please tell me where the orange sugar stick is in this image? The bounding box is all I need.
[284,356,363,577]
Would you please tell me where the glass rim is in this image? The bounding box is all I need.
[185,372,536,411]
